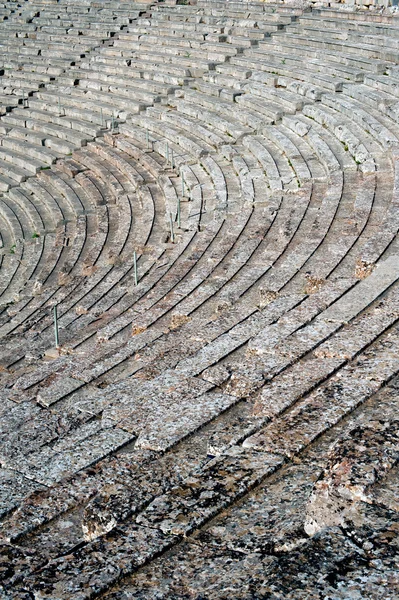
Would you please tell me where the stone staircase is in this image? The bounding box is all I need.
[1,1,399,599]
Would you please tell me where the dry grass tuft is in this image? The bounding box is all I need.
[169,314,191,330]
[355,259,375,280]
[304,275,325,295]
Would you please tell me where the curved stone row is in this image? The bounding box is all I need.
[0,0,398,528]
[1,2,399,599]
[0,0,155,191]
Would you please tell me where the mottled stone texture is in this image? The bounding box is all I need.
[1,1,399,599]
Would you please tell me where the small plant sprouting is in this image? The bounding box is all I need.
[9,244,16,254]
[281,58,286,64]
[32,232,40,239]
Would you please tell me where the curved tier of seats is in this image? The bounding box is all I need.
[1,2,399,600]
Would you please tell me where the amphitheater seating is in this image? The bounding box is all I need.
[1,2,399,599]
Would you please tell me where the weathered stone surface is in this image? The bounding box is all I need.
[0,469,45,519]
[1,2,399,599]
[305,420,399,536]
[244,326,399,455]
[18,525,178,600]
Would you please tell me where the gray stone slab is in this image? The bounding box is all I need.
[244,326,399,456]
[0,469,46,519]
[136,447,284,536]
[10,427,134,486]
[36,376,84,407]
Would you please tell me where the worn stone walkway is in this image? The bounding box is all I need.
[1,0,399,598]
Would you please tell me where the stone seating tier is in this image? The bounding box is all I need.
[1,3,399,600]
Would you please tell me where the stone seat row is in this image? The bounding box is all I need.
[0,161,394,492]
[0,110,362,396]
[126,21,281,43]
[265,28,399,63]
[0,37,102,54]
[1,4,399,599]
[0,0,153,110]
[10,94,116,129]
[12,95,394,404]
[115,32,244,56]
[0,0,396,520]
[0,109,96,176]
[0,170,396,564]
[62,67,180,97]
[0,24,120,39]
[1,51,81,72]
[2,202,396,426]
[0,59,394,352]
[194,0,300,11]
[0,129,200,346]
[204,60,399,152]
[299,13,399,36]
[167,82,383,173]
[0,87,146,189]
[0,205,84,307]
[50,396,396,600]
[0,12,132,32]
[178,163,396,389]
[143,10,292,27]
[0,4,396,312]
[259,30,396,72]
[0,139,227,368]
[3,373,399,598]
[193,39,399,140]
[100,39,238,71]
[154,1,297,19]
[0,144,142,310]
[289,21,399,46]
[0,123,260,364]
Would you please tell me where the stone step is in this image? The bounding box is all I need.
[126,115,210,159]
[270,33,399,62]
[321,93,399,150]
[10,106,104,137]
[298,15,399,38]
[103,386,399,598]
[0,145,44,174]
[7,187,45,235]
[36,88,148,116]
[18,448,284,598]
[342,82,398,112]
[253,285,399,421]
[301,104,373,167]
[1,136,59,166]
[5,424,134,486]
[173,98,251,143]
[230,54,344,93]
[0,6,399,598]
[244,322,399,456]
[0,155,31,183]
